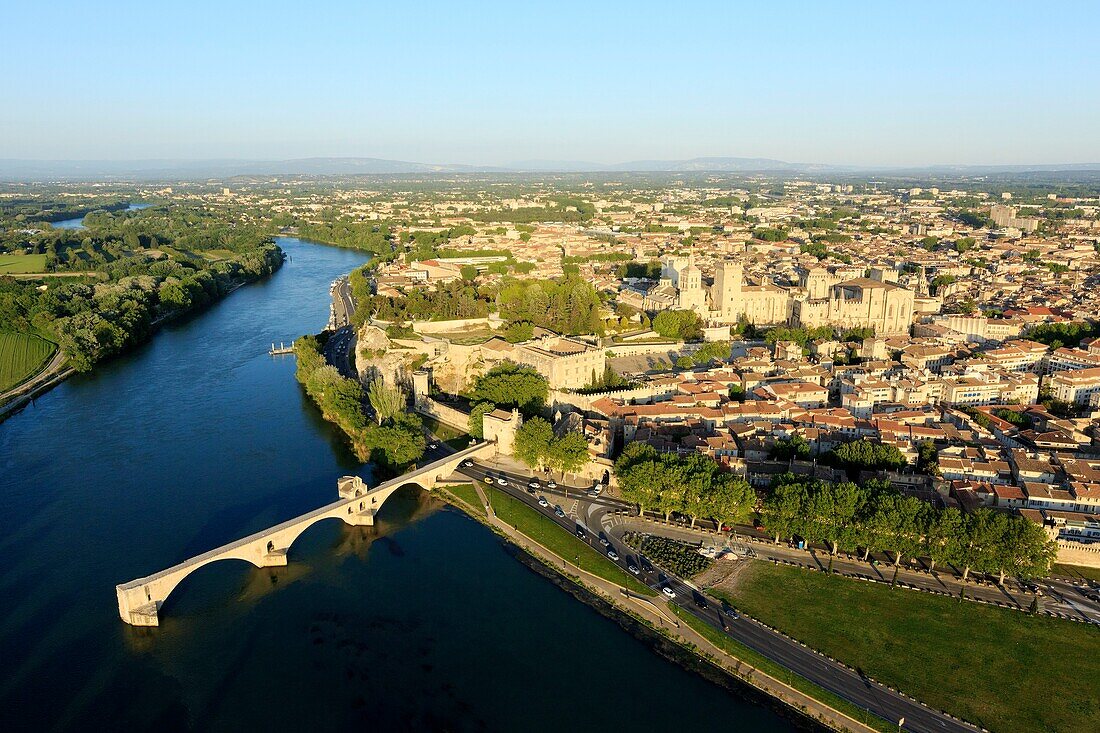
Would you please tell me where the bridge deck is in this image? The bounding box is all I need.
[117,442,488,590]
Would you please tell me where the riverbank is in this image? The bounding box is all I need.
[436,483,874,733]
[0,256,284,422]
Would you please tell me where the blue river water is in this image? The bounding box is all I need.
[0,236,797,732]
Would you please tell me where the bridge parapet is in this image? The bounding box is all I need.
[116,440,496,626]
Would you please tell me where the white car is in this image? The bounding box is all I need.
[662,587,677,599]
[554,506,566,518]
[537,497,549,508]
[496,477,508,486]
[607,550,619,561]
[462,460,473,468]
[547,480,557,489]
[627,564,640,575]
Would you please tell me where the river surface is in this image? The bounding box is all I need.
[0,237,796,732]
[52,202,150,229]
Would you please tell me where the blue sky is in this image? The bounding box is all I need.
[3,0,1098,165]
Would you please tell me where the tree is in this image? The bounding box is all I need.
[761,477,808,544]
[771,435,812,461]
[468,401,494,439]
[704,474,755,530]
[547,430,589,477]
[469,362,548,415]
[652,309,703,340]
[514,417,554,470]
[367,380,405,425]
[916,440,940,476]
[460,264,478,281]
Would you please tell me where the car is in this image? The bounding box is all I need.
[607,550,619,561]
[693,593,708,609]
[662,587,677,599]
[627,564,640,575]
[525,485,537,495]
[483,476,493,484]
[496,477,508,486]
[537,496,549,507]
[590,484,603,496]
[722,606,739,619]
[462,460,473,468]
[428,442,438,450]
[598,537,610,547]
[587,488,600,497]
[547,480,557,489]
[528,480,540,489]
[554,506,566,518]
[575,528,587,539]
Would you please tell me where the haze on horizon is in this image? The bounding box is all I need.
[3,0,1099,168]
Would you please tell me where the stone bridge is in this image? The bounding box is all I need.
[116,441,495,626]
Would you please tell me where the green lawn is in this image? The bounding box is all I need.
[486,486,655,595]
[668,604,893,733]
[0,253,48,274]
[422,415,469,445]
[443,483,486,516]
[0,332,57,392]
[1052,563,1100,583]
[713,562,1100,733]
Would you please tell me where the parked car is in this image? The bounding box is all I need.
[575,528,587,539]
[528,479,541,489]
[462,460,474,468]
[554,506,566,518]
[547,480,557,489]
[607,550,619,561]
[483,476,493,484]
[627,564,640,575]
[496,477,508,486]
[537,496,549,507]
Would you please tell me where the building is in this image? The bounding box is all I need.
[1050,367,1100,408]
[483,333,606,390]
[793,278,915,335]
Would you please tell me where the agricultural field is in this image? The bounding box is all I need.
[0,253,49,274]
[0,332,58,392]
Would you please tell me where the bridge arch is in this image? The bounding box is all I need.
[117,440,498,626]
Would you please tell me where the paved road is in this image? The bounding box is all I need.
[321,276,359,379]
[455,460,980,733]
[330,275,355,329]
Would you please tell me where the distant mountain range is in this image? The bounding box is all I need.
[1,156,1098,181]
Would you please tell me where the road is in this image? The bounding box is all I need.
[322,276,359,379]
[454,459,981,733]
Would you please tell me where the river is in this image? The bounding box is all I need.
[0,237,797,732]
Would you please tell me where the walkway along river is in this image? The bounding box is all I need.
[0,237,798,732]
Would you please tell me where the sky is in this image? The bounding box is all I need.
[3,0,1099,167]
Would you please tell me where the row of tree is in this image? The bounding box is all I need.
[761,475,1057,581]
[614,443,756,530]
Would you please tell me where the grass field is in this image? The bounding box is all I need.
[0,253,49,274]
[443,483,486,516]
[713,562,1100,733]
[0,332,57,392]
[1053,563,1100,583]
[486,486,655,595]
[667,604,893,733]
